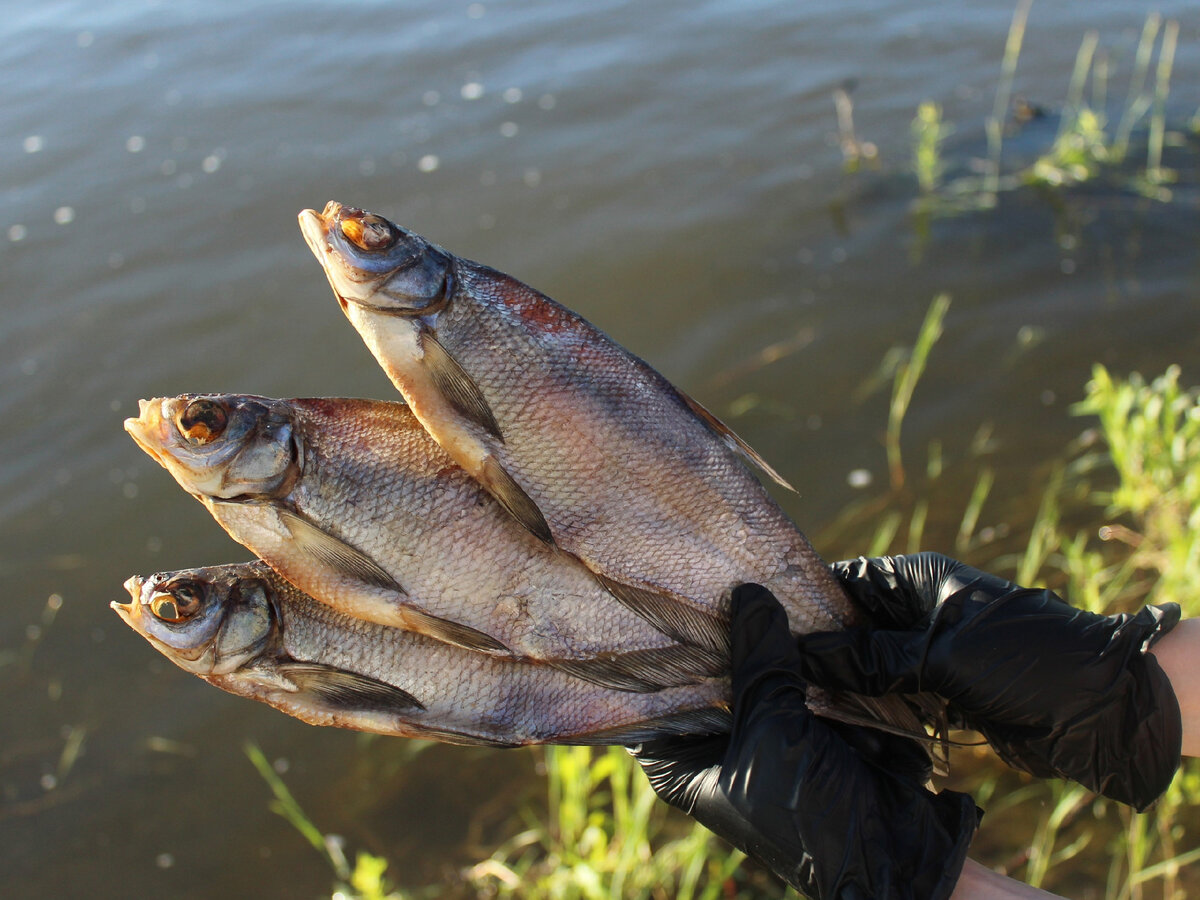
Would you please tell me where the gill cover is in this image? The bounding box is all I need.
[301,201,453,314]
[118,566,275,675]
[158,395,301,501]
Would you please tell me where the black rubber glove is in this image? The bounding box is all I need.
[630,584,979,900]
[797,552,1183,811]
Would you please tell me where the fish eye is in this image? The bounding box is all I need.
[340,215,397,252]
[150,584,204,624]
[179,399,229,445]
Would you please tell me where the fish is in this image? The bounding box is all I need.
[113,562,731,746]
[296,203,953,753]
[124,394,726,693]
[297,201,859,650]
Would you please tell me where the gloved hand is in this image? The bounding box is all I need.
[630,584,979,900]
[798,552,1183,811]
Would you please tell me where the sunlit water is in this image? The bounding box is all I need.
[2,1,1198,896]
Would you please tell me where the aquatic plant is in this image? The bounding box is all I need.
[842,303,1200,896]
[912,102,951,195]
[901,7,1191,213]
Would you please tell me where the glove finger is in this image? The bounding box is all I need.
[795,627,921,696]
[728,584,808,705]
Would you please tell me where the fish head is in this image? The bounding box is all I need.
[298,201,453,318]
[125,395,301,501]
[113,565,276,675]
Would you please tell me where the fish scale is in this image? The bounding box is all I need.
[125,394,726,692]
[446,283,830,619]
[114,563,731,746]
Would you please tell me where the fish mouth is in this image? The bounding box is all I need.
[111,575,145,625]
[297,202,337,262]
[298,203,352,313]
[124,399,171,467]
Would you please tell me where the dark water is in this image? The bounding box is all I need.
[2,1,1198,896]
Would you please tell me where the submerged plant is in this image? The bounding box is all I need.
[912,102,951,194]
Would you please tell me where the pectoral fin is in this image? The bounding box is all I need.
[594,574,730,655]
[276,508,403,593]
[421,329,504,441]
[678,390,795,492]
[404,607,512,655]
[278,662,425,713]
[480,456,554,545]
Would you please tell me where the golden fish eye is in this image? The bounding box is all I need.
[179,399,228,445]
[340,215,396,252]
[150,586,202,624]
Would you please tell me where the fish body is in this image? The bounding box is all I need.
[298,202,857,647]
[114,562,730,746]
[125,394,725,691]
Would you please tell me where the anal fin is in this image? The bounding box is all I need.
[595,573,730,655]
[678,390,795,492]
[480,456,554,545]
[421,329,504,441]
[407,728,519,748]
[278,662,425,713]
[551,643,728,693]
[277,508,403,593]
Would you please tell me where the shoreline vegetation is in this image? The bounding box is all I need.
[241,8,1199,898]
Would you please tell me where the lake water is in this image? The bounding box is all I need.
[2,1,1198,896]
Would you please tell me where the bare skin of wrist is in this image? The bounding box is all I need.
[1149,617,1200,757]
[950,860,1063,899]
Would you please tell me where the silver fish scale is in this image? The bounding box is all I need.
[432,265,854,634]
[268,571,729,744]
[283,398,696,658]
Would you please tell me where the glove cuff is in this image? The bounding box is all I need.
[862,775,980,900]
[922,788,982,900]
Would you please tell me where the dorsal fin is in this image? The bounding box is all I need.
[677,390,795,492]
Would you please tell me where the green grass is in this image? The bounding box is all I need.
[466,746,762,900]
